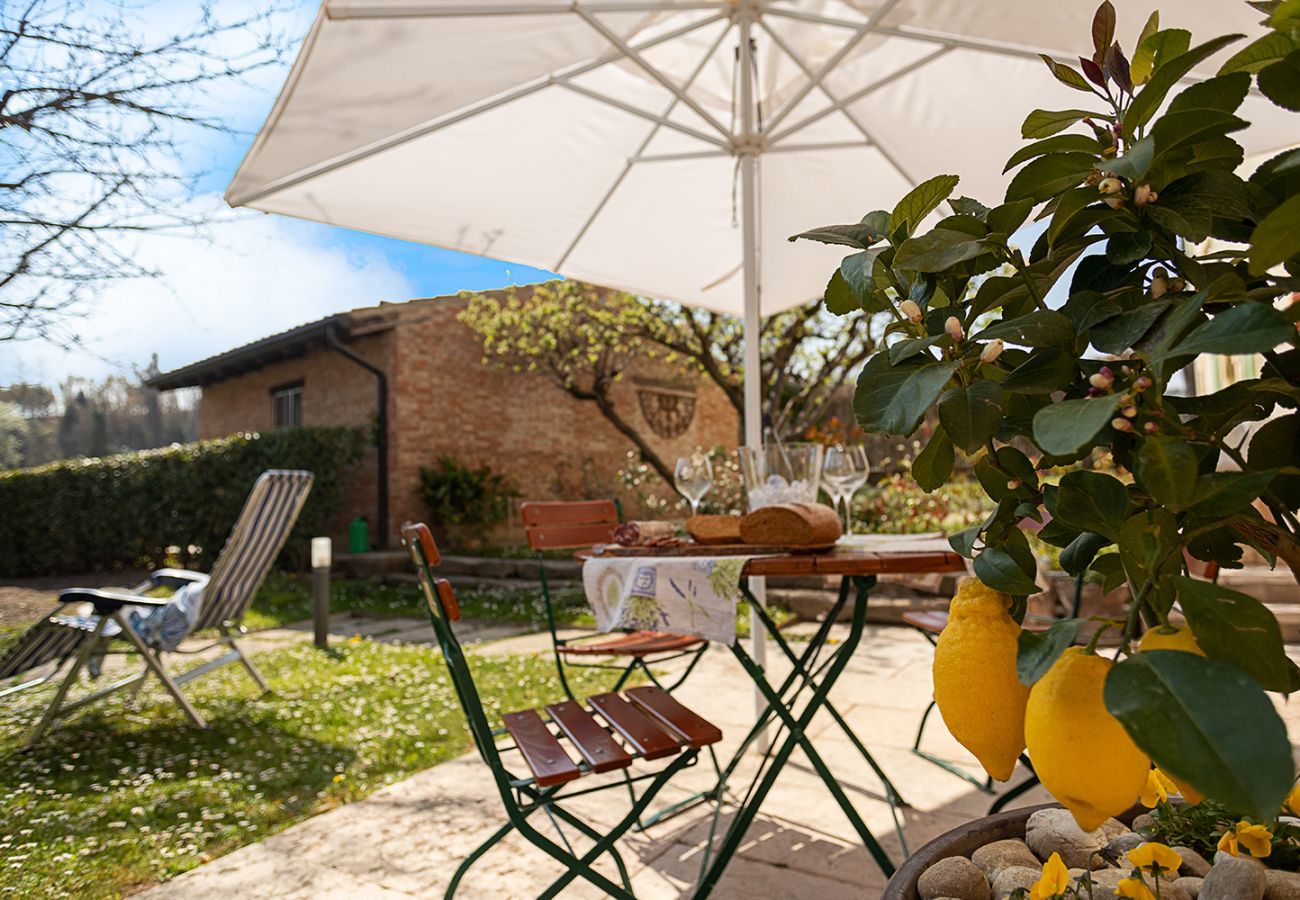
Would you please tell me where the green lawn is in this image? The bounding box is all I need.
[0,640,615,898]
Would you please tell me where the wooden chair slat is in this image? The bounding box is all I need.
[557,630,704,658]
[520,500,618,528]
[545,700,634,774]
[587,692,681,760]
[524,522,618,551]
[623,686,722,749]
[501,709,581,787]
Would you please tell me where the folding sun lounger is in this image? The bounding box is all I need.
[0,469,314,749]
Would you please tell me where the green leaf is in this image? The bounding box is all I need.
[1135,435,1199,512]
[912,427,955,492]
[1002,347,1077,395]
[1018,619,1085,686]
[1105,229,1152,266]
[1174,303,1295,356]
[1040,54,1095,93]
[938,382,1005,454]
[1060,532,1111,577]
[789,223,884,249]
[1092,1,1116,61]
[1175,576,1296,693]
[1259,49,1300,110]
[1105,134,1156,181]
[1218,30,1297,74]
[823,270,858,315]
[1189,470,1277,516]
[1031,394,1122,456]
[973,545,1042,595]
[890,174,961,235]
[1133,28,1191,88]
[986,199,1035,235]
[1048,186,1102,247]
[975,311,1075,347]
[853,354,958,436]
[1054,470,1129,541]
[1090,301,1170,355]
[1105,651,1294,821]
[1250,193,1300,275]
[1129,11,1161,85]
[1021,109,1103,139]
[1005,152,1097,203]
[949,523,981,558]
[888,335,946,365]
[1124,34,1244,136]
[892,229,989,272]
[1004,134,1101,173]
[948,196,991,219]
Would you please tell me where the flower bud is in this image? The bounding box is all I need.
[1006,478,1021,491]
[1143,421,1160,434]
[1098,177,1123,195]
[1123,405,1138,418]
[979,339,1005,363]
[899,299,922,323]
[1134,376,1152,391]
[1089,371,1113,390]
[1088,386,1105,397]
[1112,417,1133,432]
[945,316,964,341]
[1151,276,1168,300]
[1169,278,1186,293]
[1104,195,1124,209]
[1134,184,1157,206]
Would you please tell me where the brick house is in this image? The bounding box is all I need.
[148,284,738,548]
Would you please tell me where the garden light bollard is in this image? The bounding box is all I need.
[311,537,332,649]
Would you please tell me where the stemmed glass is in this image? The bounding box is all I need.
[822,444,870,536]
[674,453,713,516]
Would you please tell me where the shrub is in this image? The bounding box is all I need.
[418,456,519,531]
[0,428,366,577]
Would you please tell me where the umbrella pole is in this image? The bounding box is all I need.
[737,3,768,750]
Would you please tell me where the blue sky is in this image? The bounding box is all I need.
[2,0,556,385]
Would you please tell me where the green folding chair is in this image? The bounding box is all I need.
[402,522,723,899]
[519,500,708,702]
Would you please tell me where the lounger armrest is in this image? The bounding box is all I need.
[56,588,170,614]
[146,569,210,590]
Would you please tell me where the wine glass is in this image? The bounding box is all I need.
[674,453,713,517]
[822,444,870,535]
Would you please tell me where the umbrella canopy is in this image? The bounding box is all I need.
[228,0,1284,317]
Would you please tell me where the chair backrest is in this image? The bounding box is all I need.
[401,522,500,771]
[195,470,315,631]
[520,500,618,551]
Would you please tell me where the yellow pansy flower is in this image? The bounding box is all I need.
[1138,768,1177,807]
[1127,842,1181,874]
[1218,821,1273,858]
[1116,876,1156,900]
[1029,852,1069,900]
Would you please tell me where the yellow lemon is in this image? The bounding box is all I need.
[1026,647,1151,832]
[1139,626,1204,656]
[1138,629,1206,804]
[932,577,1029,782]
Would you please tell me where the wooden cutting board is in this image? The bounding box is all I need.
[589,541,837,557]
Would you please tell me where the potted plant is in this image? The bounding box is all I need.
[796,1,1299,895]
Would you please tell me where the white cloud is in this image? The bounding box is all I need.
[1,202,414,384]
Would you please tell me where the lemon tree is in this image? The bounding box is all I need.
[796,1,1300,821]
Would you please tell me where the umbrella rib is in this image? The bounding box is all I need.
[324,1,725,19]
[762,0,905,135]
[228,10,728,208]
[554,17,732,272]
[558,82,727,148]
[572,4,734,140]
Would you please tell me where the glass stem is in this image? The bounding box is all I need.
[841,493,852,535]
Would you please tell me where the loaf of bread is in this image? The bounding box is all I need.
[739,503,842,546]
[686,514,743,545]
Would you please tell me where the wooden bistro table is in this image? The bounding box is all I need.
[580,541,966,895]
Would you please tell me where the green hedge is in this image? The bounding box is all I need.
[0,428,367,577]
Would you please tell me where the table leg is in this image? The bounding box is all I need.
[695,576,895,897]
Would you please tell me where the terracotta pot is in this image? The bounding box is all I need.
[881,804,1144,899]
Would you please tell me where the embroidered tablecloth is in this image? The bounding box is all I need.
[581,555,754,646]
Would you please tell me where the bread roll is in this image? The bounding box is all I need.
[687,514,743,545]
[740,503,841,546]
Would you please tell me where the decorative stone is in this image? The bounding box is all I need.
[1265,868,1300,899]
[989,865,1040,898]
[1200,855,1266,900]
[918,856,991,900]
[1174,876,1203,898]
[1079,869,1191,900]
[1131,813,1157,833]
[1024,807,1129,869]
[1104,832,1147,861]
[971,839,1041,880]
[1174,846,1212,877]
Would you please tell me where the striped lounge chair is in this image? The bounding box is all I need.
[0,469,314,749]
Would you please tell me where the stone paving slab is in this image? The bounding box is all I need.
[139,623,1300,899]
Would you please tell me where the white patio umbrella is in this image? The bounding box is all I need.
[226,0,1285,701]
